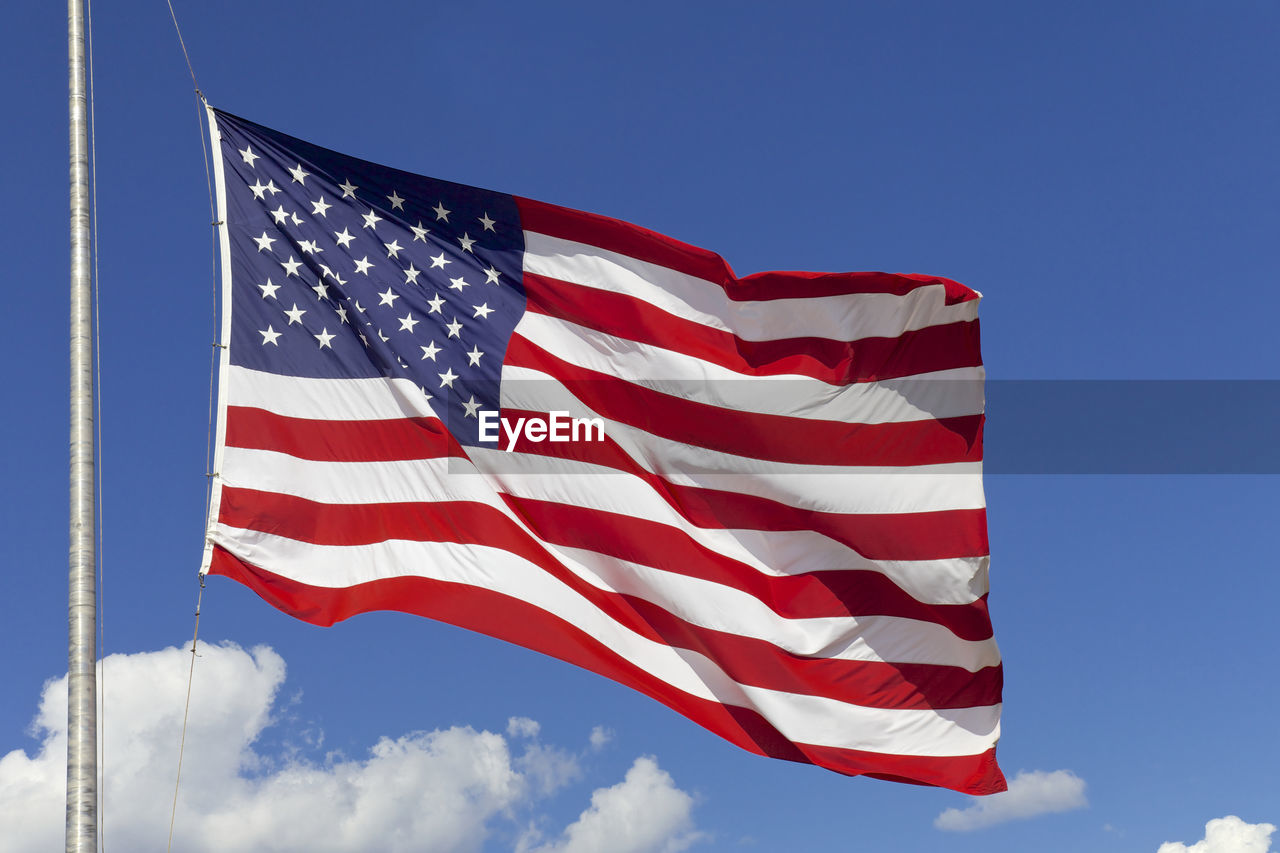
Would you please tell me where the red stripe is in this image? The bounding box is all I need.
[226,406,461,461]
[209,548,1006,795]
[217,487,1001,710]
[517,196,736,287]
[225,406,988,561]
[504,334,984,468]
[524,272,982,384]
[735,270,979,305]
[507,497,994,642]
[515,196,980,305]
[651,483,989,562]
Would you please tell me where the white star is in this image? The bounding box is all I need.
[387,191,406,210]
[472,302,494,319]
[269,205,290,224]
[445,317,463,338]
[353,256,374,275]
[311,197,332,217]
[290,212,303,226]
[466,345,484,366]
[318,264,346,285]
[265,180,281,196]
[449,276,470,291]
[314,328,336,348]
[281,256,303,276]
[249,180,271,200]
[339,179,358,198]
[258,279,281,299]
[411,222,430,242]
[289,164,310,184]
[457,233,476,253]
[433,201,451,221]
[239,146,259,167]
[299,239,322,255]
[484,266,502,285]
[355,300,366,313]
[426,294,445,314]
[284,304,307,325]
[362,209,383,230]
[312,282,330,300]
[398,313,419,332]
[259,325,281,345]
[253,231,276,252]
[478,212,496,231]
[403,264,421,284]
[384,239,403,258]
[420,341,441,361]
[462,395,482,418]
[336,305,350,324]
[378,287,399,307]
[334,228,355,248]
[438,367,458,388]
[430,253,451,269]
[377,328,390,342]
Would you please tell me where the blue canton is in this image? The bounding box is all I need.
[215,110,525,446]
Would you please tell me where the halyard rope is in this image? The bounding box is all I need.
[167,579,205,852]
[161,2,220,849]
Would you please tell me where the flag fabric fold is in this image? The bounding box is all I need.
[201,106,1005,795]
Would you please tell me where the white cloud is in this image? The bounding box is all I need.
[1158,816,1276,853]
[588,726,614,751]
[520,756,703,853]
[934,769,1087,832]
[0,642,699,853]
[518,742,582,797]
[508,716,542,739]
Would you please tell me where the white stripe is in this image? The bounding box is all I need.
[742,537,990,605]
[513,312,984,424]
[222,367,988,603]
[219,445,997,669]
[202,111,237,575]
[523,231,979,342]
[226,365,437,421]
[211,525,1000,757]
[472,449,971,549]
[550,544,997,670]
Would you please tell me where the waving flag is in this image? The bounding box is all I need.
[201,107,1004,795]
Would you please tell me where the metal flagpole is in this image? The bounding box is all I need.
[66,0,98,846]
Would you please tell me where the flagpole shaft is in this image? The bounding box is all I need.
[66,0,98,848]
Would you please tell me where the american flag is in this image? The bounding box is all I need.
[201,108,1004,795]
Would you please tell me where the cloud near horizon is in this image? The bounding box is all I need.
[1157,815,1276,853]
[934,769,1087,831]
[0,642,702,853]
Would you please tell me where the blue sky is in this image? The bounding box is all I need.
[1,2,1276,851]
